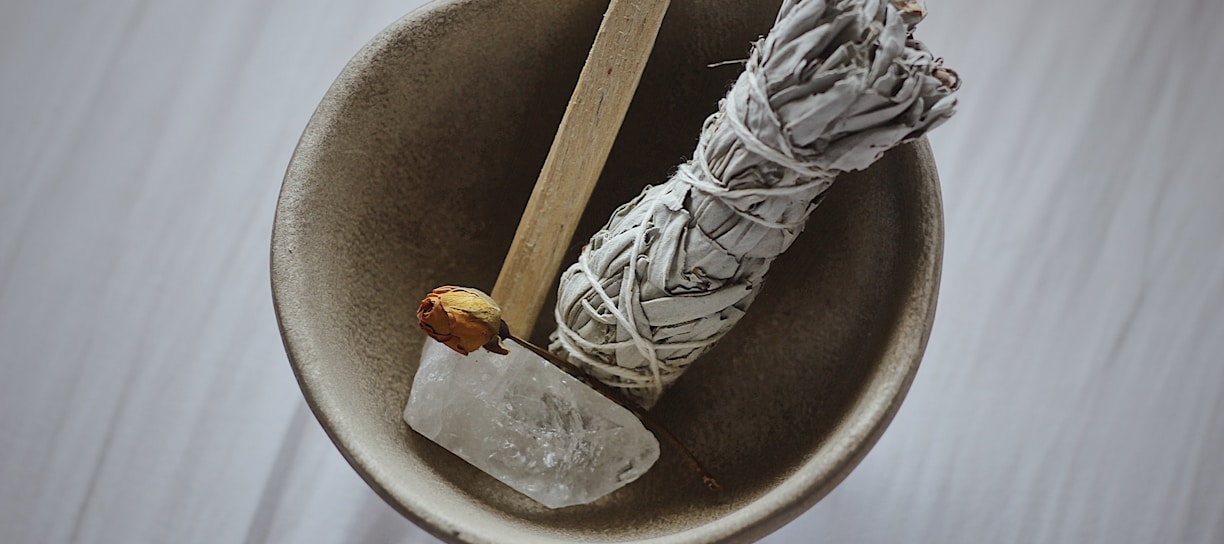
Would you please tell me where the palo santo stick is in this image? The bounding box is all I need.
[491,0,671,338]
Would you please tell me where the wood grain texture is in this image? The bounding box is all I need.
[1,0,1222,543]
[492,0,670,337]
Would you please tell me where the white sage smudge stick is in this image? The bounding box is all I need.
[550,0,961,407]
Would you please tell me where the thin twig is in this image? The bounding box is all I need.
[501,326,720,491]
[706,58,747,68]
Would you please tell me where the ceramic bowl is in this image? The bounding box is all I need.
[271,0,942,542]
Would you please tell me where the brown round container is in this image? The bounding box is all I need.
[271,0,944,542]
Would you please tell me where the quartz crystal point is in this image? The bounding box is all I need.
[404,341,660,508]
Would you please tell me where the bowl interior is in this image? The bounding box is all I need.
[272,0,942,542]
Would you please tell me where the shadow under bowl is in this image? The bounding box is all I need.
[271,0,943,542]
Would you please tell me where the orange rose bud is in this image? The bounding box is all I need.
[417,286,509,355]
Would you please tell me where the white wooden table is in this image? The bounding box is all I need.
[3,0,1222,542]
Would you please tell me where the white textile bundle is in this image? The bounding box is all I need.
[550,0,960,407]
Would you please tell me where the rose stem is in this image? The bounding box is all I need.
[503,326,721,491]
[489,0,672,338]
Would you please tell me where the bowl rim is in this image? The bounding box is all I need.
[271,1,943,542]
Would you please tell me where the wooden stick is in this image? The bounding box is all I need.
[491,0,671,338]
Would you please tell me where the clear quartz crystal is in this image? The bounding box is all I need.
[404,341,660,509]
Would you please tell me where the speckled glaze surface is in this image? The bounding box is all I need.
[270,0,944,542]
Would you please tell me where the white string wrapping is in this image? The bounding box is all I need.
[550,0,960,407]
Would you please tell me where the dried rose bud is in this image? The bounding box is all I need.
[417,286,509,355]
